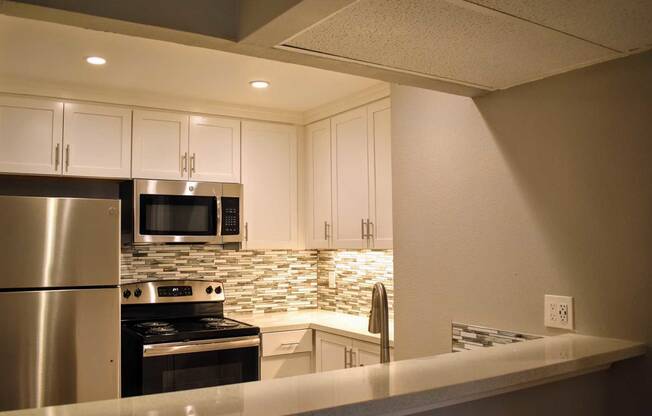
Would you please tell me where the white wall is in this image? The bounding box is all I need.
[391,50,652,413]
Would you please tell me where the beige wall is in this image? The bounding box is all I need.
[392,50,652,413]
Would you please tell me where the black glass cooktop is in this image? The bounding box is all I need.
[124,316,259,343]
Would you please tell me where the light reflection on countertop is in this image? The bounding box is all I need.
[230,309,395,346]
[2,334,644,416]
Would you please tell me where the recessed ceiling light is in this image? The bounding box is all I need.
[86,56,107,65]
[249,80,270,89]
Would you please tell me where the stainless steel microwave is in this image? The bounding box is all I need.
[122,179,242,244]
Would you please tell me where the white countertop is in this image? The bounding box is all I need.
[231,309,395,346]
[3,333,644,416]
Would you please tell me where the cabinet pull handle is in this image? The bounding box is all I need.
[54,143,60,171]
[191,153,196,174]
[368,219,374,240]
[351,349,357,367]
[182,152,188,173]
[344,347,350,368]
[324,221,329,241]
[280,342,300,346]
[361,219,366,240]
[65,145,70,171]
[245,222,248,242]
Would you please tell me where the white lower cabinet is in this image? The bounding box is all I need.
[261,329,313,380]
[314,330,391,371]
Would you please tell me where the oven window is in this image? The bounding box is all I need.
[140,194,217,235]
[141,346,259,395]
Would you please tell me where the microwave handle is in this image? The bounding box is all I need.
[216,196,222,238]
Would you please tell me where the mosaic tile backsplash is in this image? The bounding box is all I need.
[121,246,393,316]
[121,246,318,314]
[317,250,394,318]
[452,322,541,352]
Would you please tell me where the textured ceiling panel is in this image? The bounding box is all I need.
[284,0,617,89]
[469,0,652,52]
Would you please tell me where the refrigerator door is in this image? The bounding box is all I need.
[0,288,120,411]
[0,196,119,288]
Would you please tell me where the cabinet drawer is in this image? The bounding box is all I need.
[262,329,312,357]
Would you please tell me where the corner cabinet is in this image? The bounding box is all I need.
[241,121,298,249]
[304,98,393,249]
[305,119,332,249]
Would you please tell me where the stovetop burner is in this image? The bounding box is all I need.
[201,317,240,328]
[135,321,170,328]
[146,326,178,335]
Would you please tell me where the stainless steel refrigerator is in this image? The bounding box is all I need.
[0,196,120,411]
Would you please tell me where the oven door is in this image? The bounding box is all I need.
[140,336,260,395]
[134,179,222,244]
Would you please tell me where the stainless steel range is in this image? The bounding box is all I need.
[120,279,260,397]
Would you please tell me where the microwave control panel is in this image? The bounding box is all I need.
[221,197,240,235]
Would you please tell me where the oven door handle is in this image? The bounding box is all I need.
[143,336,260,357]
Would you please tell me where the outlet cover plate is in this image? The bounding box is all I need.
[544,294,574,330]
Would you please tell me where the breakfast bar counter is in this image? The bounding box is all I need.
[3,334,644,416]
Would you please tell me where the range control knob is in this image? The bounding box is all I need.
[215,285,222,294]
[205,286,213,294]
[123,289,131,299]
[134,288,142,298]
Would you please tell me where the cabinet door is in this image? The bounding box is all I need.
[241,121,297,249]
[189,115,240,183]
[331,107,369,249]
[261,353,313,380]
[132,110,189,180]
[63,103,131,178]
[305,119,332,249]
[0,96,63,175]
[367,99,393,249]
[352,340,380,367]
[315,331,350,372]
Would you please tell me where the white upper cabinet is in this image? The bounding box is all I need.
[242,121,298,249]
[305,119,332,249]
[132,110,189,180]
[330,107,370,249]
[304,99,393,249]
[367,98,393,249]
[63,103,132,178]
[0,96,63,175]
[188,115,240,183]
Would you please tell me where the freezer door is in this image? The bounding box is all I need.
[0,196,119,288]
[0,288,120,411]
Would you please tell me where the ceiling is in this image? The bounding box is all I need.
[281,0,652,90]
[0,14,381,113]
[2,0,651,96]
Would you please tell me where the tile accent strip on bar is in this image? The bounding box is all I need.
[452,322,542,352]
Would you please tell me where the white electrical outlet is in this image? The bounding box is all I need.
[544,295,574,330]
[328,272,336,289]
